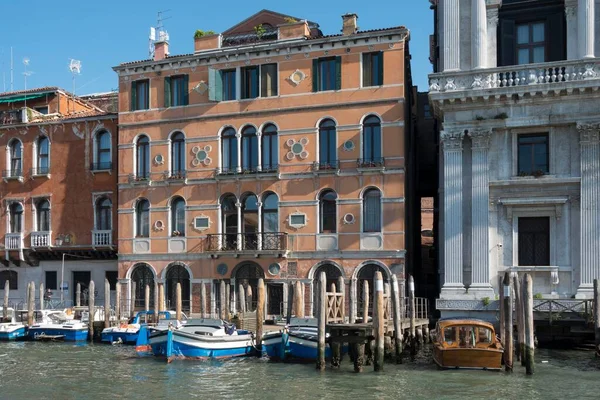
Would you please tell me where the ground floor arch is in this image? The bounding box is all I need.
[130,263,155,309]
[164,263,191,312]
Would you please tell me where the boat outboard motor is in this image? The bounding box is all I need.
[224,322,236,335]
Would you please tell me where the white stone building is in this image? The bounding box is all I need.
[429,0,600,316]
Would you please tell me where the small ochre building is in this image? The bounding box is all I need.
[113,10,413,318]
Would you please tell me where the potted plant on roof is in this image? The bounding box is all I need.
[194,29,220,53]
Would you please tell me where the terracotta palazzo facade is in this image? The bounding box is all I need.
[114,10,413,318]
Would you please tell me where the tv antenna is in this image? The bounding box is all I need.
[149,10,171,59]
[68,59,82,113]
[22,58,34,108]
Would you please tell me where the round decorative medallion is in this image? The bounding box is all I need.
[343,140,355,151]
[154,154,164,165]
[289,69,306,86]
[291,142,303,154]
[343,213,355,224]
[216,264,228,276]
[268,263,281,276]
[286,138,309,160]
[154,220,165,231]
[192,145,212,167]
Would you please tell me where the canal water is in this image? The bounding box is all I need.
[0,342,598,400]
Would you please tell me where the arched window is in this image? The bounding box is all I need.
[262,192,280,250]
[221,127,238,173]
[357,264,389,318]
[170,197,186,236]
[36,199,50,232]
[242,194,258,250]
[319,119,337,168]
[165,264,191,312]
[261,124,278,171]
[131,264,154,309]
[363,188,382,232]
[233,262,264,311]
[362,115,382,164]
[170,132,185,177]
[319,190,337,233]
[241,126,258,172]
[37,136,49,174]
[221,194,238,250]
[8,139,22,177]
[9,203,23,233]
[136,135,150,179]
[0,270,18,290]
[136,199,150,238]
[312,263,343,311]
[96,197,112,231]
[96,131,111,170]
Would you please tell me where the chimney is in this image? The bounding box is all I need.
[154,40,169,61]
[341,13,358,36]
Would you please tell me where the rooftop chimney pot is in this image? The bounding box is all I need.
[341,13,358,36]
[154,40,169,61]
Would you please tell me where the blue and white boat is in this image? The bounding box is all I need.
[263,318,340,360]
[28,310,88,341]
[0,308,27,341]
[101,310,179,344]
[137,318,256,361]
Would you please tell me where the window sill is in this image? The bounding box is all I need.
[512,174,555,180]
[2,176,24,183]
[91,169,112,175]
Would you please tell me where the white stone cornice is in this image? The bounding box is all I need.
[469,128,493,149]
[440,129,465,151]
[577,122,600,144]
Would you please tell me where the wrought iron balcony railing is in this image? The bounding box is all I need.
[0,109,24,125]
[206,232,288,252]
[357,158,385,168]
[312,160,339,172]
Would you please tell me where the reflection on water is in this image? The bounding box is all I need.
[0,342,598,400]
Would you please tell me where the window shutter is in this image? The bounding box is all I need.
[130,81,137,111]
[499,19,516,66]
[547,12,565,62]
[183,74,189,105]
[208,68,223,101]
[164,77,171,108]
[377,52,384,85]
[312,58,319,92]
[335,56,342,90]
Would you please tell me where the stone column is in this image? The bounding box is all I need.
[565,0,579,60]
[472,0,487,69]
[576,123,600,298]
[236,132,242,173]
[486,4,500,67]
[469,128,495,297]
[442,0,461,71]
[441,129,466,296]
[257,201,263,250]
[236,201,243,251]
[578,0,595,58]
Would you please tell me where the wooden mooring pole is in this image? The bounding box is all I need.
[225,283,231,320]
[524,273,534,375]
[88,280,95,341]
[256,278,265,353]
[362,280,369,323]
[513,274,523,363]
[294,281,304,318]
[374,271,385,372]
[154,283,159,317]
[144,284,150,313]
[286,282,293,324]
[316,271,326,371]
[200,283,206,318]
[27,282,35,326]
[115,282,121,322]
[76,283,81,307]
[409,275,416,358]
[3,280,8,322]
[503,272,513,372]
[246,285,253,313]
[39,282,44,311]
[158,283,165,312]
[594,279,600,358]
[239,284,246,314]
[499,275,505,348]
[104,279,110,329]
[391,275,403,363]
[330,283,341,368]
[176,282,182,321]
[219,280,226,320]
[130,281,136,318]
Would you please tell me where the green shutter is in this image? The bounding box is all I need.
[312,58,319,92]
[164,76,171,108]
[208,68,223,101]
[183,74,189,106]
[335,56,342,90]
[130,81,137,111]
[377,52,384,86]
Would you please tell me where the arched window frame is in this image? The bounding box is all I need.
[135,135,150,180]
[6,138,23,178]
[0,270,18,290]
[241,126,258,172]
[95,197,112,231]
[319,189,338,234]
[220,194,239,250]
[8,202,24,233]
[261,124,278,172]
[130,263,155,309]
[361,115,382,166]
[362,188,382,233]
[220,127,239,173]
[241,193,259,250]
[33,135,50,175]
[93,130,112,171]
[170,196,186,237]
[318,119,337,169]
[170,131,186,178]
[36,199,51,232]
[261,192,279,234]
[135,198,150,238]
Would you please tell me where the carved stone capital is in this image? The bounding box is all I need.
[486,8,499,27]
[469,128,493,149]
[440,129,465,151]
[577,122,600,145]
[564,0,577,18]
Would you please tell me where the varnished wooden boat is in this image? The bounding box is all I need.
[432,318,503,370]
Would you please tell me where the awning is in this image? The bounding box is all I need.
[0,93,49,104]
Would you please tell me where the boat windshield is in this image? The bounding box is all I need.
[443,325,494,347]
[48,313,69,324]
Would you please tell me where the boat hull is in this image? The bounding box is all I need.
[28,327,88,342]
[101,331,139,344]
[149,330,255,360]
[0,326,26,341]
[288,334,332,359]
[433,345,503,370]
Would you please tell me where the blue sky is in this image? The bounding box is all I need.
[1,0,432,95]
